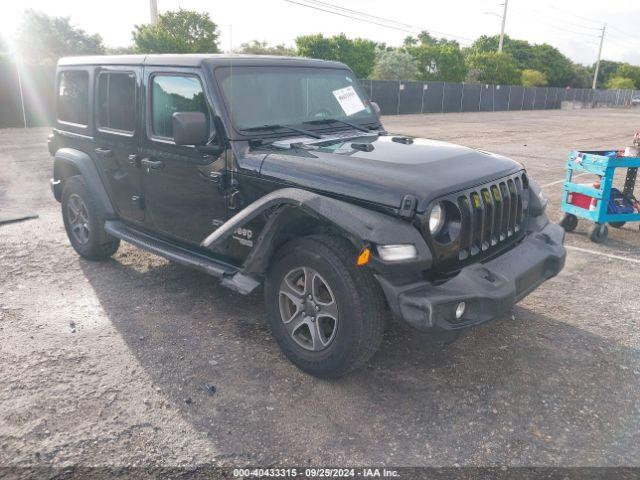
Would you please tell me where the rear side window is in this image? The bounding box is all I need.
[97,72,136,132]
[58,71,89,125]
[151,75,209,139]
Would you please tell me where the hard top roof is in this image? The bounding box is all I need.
[57,54,348,70]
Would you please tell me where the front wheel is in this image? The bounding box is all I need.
[265,235,385,378]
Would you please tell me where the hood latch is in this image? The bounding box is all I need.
[399,194,417,218]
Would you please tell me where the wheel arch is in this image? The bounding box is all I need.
[201,188,432,278]
[53,148,116,218]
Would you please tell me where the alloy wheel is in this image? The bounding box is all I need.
[67,194,91,245]
[278,267,339,351]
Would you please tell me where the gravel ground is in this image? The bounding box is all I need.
[1,109,639,468]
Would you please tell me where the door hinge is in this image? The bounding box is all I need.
[399,194,417,218]
[228,190,241,211]
[131,195,145,210]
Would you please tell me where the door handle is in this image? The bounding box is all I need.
[95,147,113,157]
[140,158,165,170]
[128,154,141,167]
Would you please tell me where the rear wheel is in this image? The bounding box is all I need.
[61,176,120,260]
[265,235,385,377]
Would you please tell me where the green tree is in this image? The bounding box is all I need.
[295,34,334,60]
[605,76,635,89]
[616,63,640,89]
[521,69,547,86]
[371,49,418,80]
[470,35,585,88]
[133,9,219,54]
[406,43,467,82]
[106,45,135,55]
[237,40,296,56]
[528,43,574,87]
[295,33,376,78]
[465,51,520,85]
[15,9,104,64]
[570,64,593,88]
[469,35,534,70]
[593,60,622,88]
[403,31,466,82]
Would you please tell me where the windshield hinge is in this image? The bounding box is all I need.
[399,195,417,218]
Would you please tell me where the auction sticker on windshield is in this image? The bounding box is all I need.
[332,86,366,116]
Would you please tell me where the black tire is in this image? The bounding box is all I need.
[559,213,578,232]
[589,223,608,243]
[265,235,385,378]
[61,175,120,260]
[609,221,626,229]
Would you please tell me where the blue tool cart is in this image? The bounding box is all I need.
[560,149,640,243]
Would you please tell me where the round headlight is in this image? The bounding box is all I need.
[429,203,445,234]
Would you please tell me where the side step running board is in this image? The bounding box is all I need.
[104,220,260,294]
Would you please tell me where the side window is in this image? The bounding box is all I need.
[151,75,209,139]
[58,71,89,125]
[97,72,136,132]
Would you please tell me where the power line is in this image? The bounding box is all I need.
[300,0,475,42]
[510,9,599,38]
[608,24,640,40]
[547,5,604,26]
[300,0,418,31]
[283,0,474,44]
[547,5,640,40]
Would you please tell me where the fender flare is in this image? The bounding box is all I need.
[53,148,116,218]
[201,188,432,276]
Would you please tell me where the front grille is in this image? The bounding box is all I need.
[457,172,528,261]
[424,171,530,272]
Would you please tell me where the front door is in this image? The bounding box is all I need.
[140,67,227,246]
[93,66,144,223]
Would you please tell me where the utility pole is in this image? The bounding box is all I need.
[498,0,509,53]
[150,0,158,25]
[15,57,27,128]
[592,24,606,90]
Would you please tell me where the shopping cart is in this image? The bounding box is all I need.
[560,148,640,242]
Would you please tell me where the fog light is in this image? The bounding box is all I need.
[455,302,466,319]
[376,244,418,262]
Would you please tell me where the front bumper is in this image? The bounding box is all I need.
[377,221,566,331]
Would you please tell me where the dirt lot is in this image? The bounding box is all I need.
[1,109,640,468]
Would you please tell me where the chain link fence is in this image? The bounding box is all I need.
[361,79,640,115]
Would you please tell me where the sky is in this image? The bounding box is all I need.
[2,0,640,66]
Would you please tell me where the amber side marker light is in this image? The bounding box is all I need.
[356,247,371,266]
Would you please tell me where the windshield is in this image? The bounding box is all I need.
[213,66,377,132]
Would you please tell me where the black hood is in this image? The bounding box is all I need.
[256,134,523,212]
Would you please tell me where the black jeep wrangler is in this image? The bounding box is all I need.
[49,55,566,377]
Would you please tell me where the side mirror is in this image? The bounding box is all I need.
[371,102,381,115]
[172,112,209,146]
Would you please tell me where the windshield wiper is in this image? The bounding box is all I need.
[241,124,322,139]
[303,118,370,133]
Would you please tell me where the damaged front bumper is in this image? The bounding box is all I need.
[376,221,566,331]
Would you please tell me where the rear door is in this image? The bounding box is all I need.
[140,67,228,245]
[93,66,144,223]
